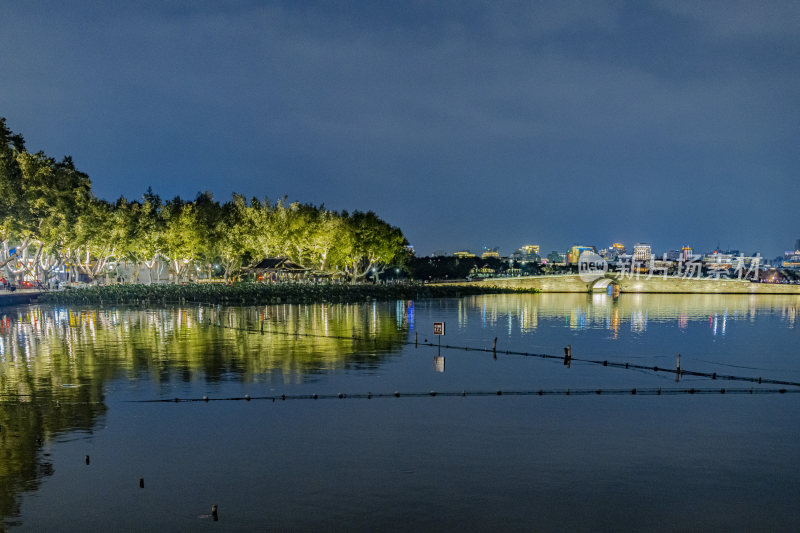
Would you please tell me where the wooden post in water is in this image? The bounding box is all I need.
[563,345,572,368]
[493,337,497,359]
[676,354,681,382]
[415,331,418,348]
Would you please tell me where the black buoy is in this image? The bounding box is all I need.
[245,394,251,401]
[139,478,144,488]
[85,455,90,465]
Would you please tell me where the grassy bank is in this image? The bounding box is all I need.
[38,282,538,306]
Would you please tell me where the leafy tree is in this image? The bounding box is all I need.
[0,117,412,285]
[162,197,201,281]
[215,194,254,280]
[341,211,407,282]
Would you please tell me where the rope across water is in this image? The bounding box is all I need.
[207,319,800,389]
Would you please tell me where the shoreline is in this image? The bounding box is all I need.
[33,282,537,306]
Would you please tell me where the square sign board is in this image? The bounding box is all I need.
[433,322,445,336]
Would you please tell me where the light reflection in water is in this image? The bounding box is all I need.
[0,294,799,530]
[451,293,799,336]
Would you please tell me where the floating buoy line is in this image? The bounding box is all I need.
[207,320,800,389]
[0,387,797,406]
[129,387,797,403]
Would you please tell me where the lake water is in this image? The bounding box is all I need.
[1,293,799,531]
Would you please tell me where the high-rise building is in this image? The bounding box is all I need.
[481,248,501,259]
[633,243,652,262]
[795,239,800,252]
[520,244,540,255]
[612,243,626,254]
[568,245,595,264]
[681,246,693,261]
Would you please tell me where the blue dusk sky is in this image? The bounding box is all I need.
[1,1,798,257]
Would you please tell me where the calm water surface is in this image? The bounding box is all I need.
[1,293,799,531]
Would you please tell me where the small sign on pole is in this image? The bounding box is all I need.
[433,322,445,355]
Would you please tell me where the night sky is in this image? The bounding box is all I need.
[2,1,798,257]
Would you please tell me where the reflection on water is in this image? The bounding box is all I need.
[0,302,411,529]
[0,294,799,530]
[456,293,799,336]
[0,303,412,392]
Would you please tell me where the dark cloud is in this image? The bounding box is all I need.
[1,1,797,256]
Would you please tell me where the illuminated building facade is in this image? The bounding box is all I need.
[453,250,476,258]
[633,243,652,262]
[784,250,800,268]
[567,245,595,264]
[511,245,541,262]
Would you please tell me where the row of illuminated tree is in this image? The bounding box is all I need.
[0,118,408,283]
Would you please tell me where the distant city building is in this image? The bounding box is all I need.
[681,246,693,262]
[665,250,682,262]
[544,251,566,264]
[602,243,625,261]
[453,250,476,258]
[795,239,800,252]
[567,245,595,264]
[511,244,540,262]
[405,245,415,256]
[632,243,652,262]
[481,248,501,259]
[703,250,734,269]
[784,250,800,268]
[431,250,448,257]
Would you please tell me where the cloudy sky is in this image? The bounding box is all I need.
[2,1,798,256]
